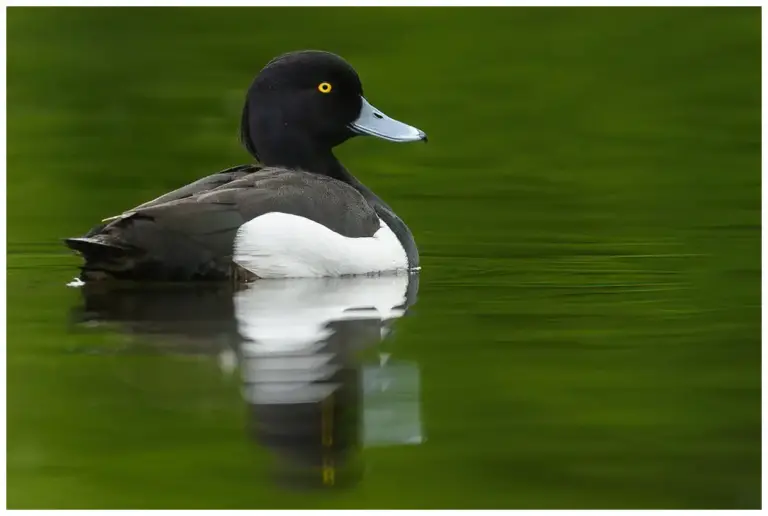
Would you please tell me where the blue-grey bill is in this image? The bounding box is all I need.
[349,97,427,143]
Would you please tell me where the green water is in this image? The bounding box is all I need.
[7,7,761,509]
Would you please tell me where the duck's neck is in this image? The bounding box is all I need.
[254,132,338,177]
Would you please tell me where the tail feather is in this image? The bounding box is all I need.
[64,235,140,281]
[66,201,243,282]
[64,236,131,256]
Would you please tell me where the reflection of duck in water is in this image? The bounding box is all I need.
[72,272,422,488]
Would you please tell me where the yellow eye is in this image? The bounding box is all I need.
[318,82,332,94]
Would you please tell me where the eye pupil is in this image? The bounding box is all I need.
[318,82,332,93]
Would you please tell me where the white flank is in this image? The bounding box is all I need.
[233,212,408,278]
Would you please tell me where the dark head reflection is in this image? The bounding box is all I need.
[72,272,421,489]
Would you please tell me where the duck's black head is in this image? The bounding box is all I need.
[240,50,426,174]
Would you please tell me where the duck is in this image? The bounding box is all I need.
[65,50,427,282]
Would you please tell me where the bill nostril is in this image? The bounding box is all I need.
[373,112,383,120]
